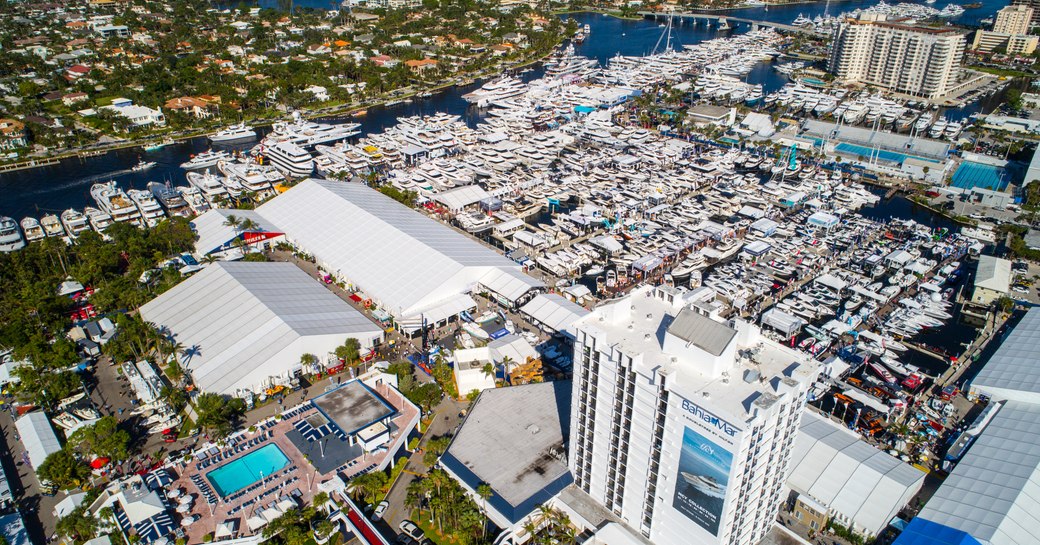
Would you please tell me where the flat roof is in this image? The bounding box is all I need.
[975,255,1011,294]
[312,380,396,435]
[441,382,572,524]
[973,308,1040,403]
[15,412,61,470]
[666,307,737,357]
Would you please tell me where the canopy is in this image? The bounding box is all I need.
[761,308,805,337]
[815,273,848,292]
[215,518,239,539]
[632,255,664,272]
[144,469,173,491]
[246,516,268,532]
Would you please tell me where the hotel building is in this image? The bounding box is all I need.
[568,286,820,545]
[828,15,967,100]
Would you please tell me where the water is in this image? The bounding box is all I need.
[0,0,1010,219]
[205,443,290,497]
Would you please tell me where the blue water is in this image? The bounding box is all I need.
[835,142,940,165]
[950,161,1008,191]
[206,444,290,497]
[0,0,1010,219]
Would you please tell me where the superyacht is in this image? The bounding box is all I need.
[0,217,25,252]
[90,181,143,225]
[147,182,193,218]
[128,189,168,227]
[209,122,257,143]
[20,218,45,242]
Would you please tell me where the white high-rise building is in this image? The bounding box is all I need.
[568,286,820,545]
[994,4,1033,34]
[828,15,967,100]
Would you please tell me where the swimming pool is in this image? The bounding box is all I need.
[950,161,1008,191]
[834,143,939,166]
[206,444,290,497]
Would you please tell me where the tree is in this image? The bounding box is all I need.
[423,435,452,467]
[335,337,361,366]
[194,392,246,436]
[481,362,495,381]
[347,471,388,505]
[477,483,493,540]
[407,381,442,414]
[68,416,131,461]
[38,449,90,490]
[299,353,319,369]
[56,505,98,544]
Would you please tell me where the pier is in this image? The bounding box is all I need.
[637,11,829,37]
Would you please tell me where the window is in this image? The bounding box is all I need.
[795,511,803,520]
[810,520,818,530]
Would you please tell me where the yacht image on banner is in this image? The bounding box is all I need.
[673,426,733,535]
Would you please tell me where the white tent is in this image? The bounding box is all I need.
[15,412,61,470]
[519,294,590,335]
[139,262,383,395]
[214,519,238,539]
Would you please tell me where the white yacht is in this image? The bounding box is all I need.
[180,149,230,170]
[90,181,143,225]
[20,217,45,242]
[84,207,114,232]
[261,141,314,177]
[176,185,211,215]
[128,189,167,227]
[40,214,64,237]
[0,216,25,252]
[209,123,257,143]
[147,182,193,218]
[218,160,282,195]
[263,112,361,149]
[60,209,91,238]
[186,171,230,205]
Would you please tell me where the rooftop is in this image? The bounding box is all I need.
[666,307,737,357]
[441,381,572,524]
[972,308,1040,404]
[975,255,1011,294]
[311,380,396,435]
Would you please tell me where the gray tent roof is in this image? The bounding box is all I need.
[666,308,736,356]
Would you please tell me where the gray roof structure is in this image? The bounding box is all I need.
[975,255,1011,295]
[801,119,950,160]
[520,294,590,335]
[139,262,383,395]
[311,381,396,435]
[257,180,535,324]
[191,209,283,256]
[440,381,572,525]
[789,412,926,535]
[972,308,1040,404]
[916,401,1040,545]
[15,412,61,471]
[666,308,737,356]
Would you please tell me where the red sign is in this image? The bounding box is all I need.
[242,231,282,245]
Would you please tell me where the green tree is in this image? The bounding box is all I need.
[68,416,131,461]
[347,471,389,505]
[55,505,98,544]
[423,435,452,467]
[38,449,90,490]
[194,393,246,436]
[335,337,361,366]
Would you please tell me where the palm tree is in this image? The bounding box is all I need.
[476,483,492,540]
[481,362,495,384]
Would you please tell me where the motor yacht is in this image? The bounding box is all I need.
[60,209,91,238]
[0,216,25,252]
[128,189,167,227]
[209,122,257,143]
[20,217,45,242]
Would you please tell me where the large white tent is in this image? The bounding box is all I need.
[788,411,925,536]
[140,262,383,396]
[258,180,542,328]
[15,412,61,472]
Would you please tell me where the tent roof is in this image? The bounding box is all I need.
[916,401,1040,545]
[432,185,491,211]
[520,294,590,334]
[479,268,544,303]
[139,262,382,395]
[191,209,282,256]
[15,412,61,470]
[789,412,925,535]
[975,255,1011,294]
[258,180,525,318]
[973,308,1040,403]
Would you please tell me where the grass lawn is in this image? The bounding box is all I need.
[413,513,469,545]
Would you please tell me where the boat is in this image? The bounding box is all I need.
[680,472,725,499]
[209,122,257,143]
[84,207,114,232]
[144,138,172,152]
[90,181,143,225]
[60,209,91,238]
[261,141,314,177]
[147,182,193,217]
[40,214,64,238]
[20,217,45,242]
[0,216,25,252]
[128,189,167,227]
[186,171,230,205]
[179,149,230,170]
[263,112,360,149]
[585,265,605,277]
[131,159,157,172]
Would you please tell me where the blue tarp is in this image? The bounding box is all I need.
[892,518,983,545]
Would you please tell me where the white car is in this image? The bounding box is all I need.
[372,500,388,521]
[1012,286,1029,294]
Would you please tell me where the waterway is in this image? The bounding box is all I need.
[0,0,1009,219]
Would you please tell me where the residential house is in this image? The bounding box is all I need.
[62,92,89,106]
[94,24,130,38]
[102,98,165,129]
[66,64,91,79]
[164,97,217,119]
[304,85,330,101]
[0,119,29,151]
[307,43,332,55]
[404,58,437,74]
[370,54,398,67]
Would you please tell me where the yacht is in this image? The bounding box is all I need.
[262,141,314,177]
[84,207,114,232]
[263,113,360,149]
[680,472,725,499]
[0,216,25,252]
[180,149,230,170]
[60,209,91,238]
[20,217,45,242]
[186,171,231,205]
[176,186,211,215]
[90,181,143,225]
[209,122,257,143]
[40,214,64,237]
[128,189,167,227]
[131,159,157,172]
[218,160,282,195]
[147,182,193,217]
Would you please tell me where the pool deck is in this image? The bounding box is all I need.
[167,382,419,543]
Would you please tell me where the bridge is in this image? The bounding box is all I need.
[636,11,829,37]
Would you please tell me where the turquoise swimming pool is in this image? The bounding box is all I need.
[206,444,290,497]
[835,143,939,165]
[950,161,1008,191]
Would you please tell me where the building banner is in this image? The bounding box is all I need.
[673,426,733,535]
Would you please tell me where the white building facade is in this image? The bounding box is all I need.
[569,286,820,545]
[828,15,966,100]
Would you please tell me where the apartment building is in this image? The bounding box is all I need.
[972,5,1038,55]
[994,4,1033,34]
[1011,0,1040,25]
[828,14,967,100]
[569,286,819,545]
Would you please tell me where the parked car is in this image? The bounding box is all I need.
[399,520,425,542]
[372,500,388,521]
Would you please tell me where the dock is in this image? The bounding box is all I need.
[637,11,829,37]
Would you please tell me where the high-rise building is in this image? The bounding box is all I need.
[828,15,967,100]
[1011,0,1040,25]
[994,4,1033,34]
[568,286,820,545]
